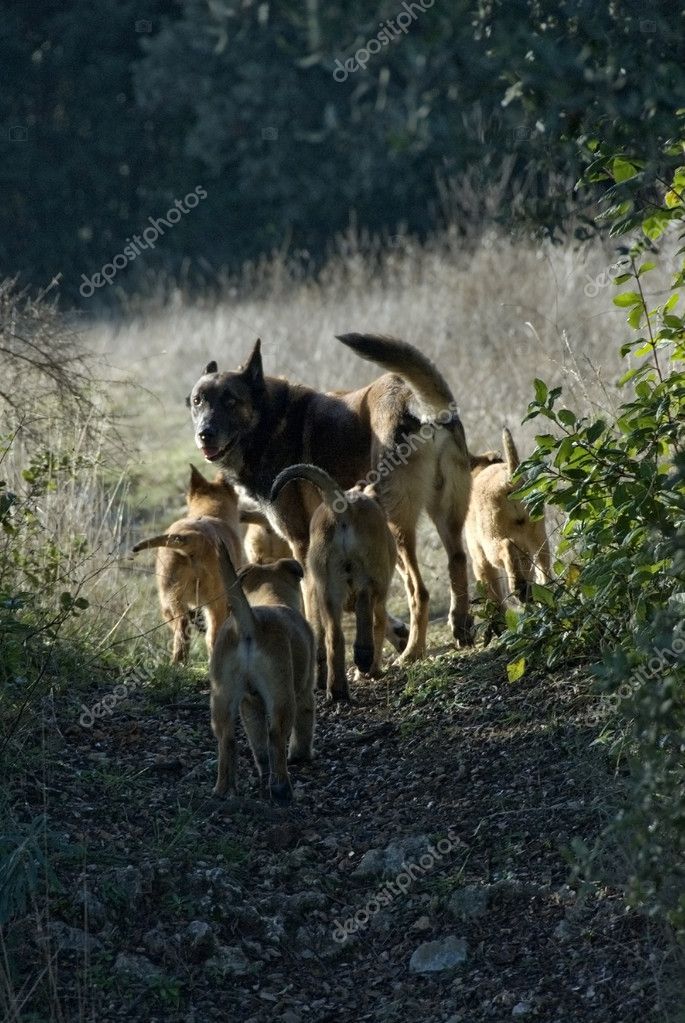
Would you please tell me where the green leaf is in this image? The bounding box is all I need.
[531,583,555,607]
[506,657,526,683]
[613,291,641,308]
[533,378,548,402]
[612,157,638,183]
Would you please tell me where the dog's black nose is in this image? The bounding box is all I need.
[199,429,215,445]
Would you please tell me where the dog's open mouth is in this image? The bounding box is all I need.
[199,436,238,462]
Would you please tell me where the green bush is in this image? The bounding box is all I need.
[503,137,685,931]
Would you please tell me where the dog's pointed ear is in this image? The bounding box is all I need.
[188,464,208,493]
[241,339,263,390]
[205,360,218,375]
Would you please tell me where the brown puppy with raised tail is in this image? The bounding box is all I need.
[132,466,243,663]
[465,428,552,610]
[209,541,315,803]
[271,464,397,702]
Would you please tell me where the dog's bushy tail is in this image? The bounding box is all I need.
[502,427,520,477]
[336,333,454,415]
[216,540,255,636]
[271,463,346,513]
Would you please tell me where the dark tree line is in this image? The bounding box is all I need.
[1,0,682,306]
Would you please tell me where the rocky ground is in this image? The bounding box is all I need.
[2,633,681,1022]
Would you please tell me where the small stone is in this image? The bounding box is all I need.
[553,919,572,941]
[43,922,101,954]
[114,952,162,984]
[184,920,216,961]
[412,915,431,931]
[512,1002,532,1017]
[447,884,489,920]
[205,944,250,977]
[409,936,467,973]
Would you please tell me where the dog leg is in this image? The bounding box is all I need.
[268,699,295,804]
[306,576,327,692]
[369,596,387,677]
[393,532,429,663]
[321,593,349,701]
[500,540,525,607]
[204,605,225,659]
[289,679,315,765]
[353,589,374,674]
[240,694,270,789]
[430,511,474,647]
[211,693,238,797]
[166,609,191,664]
[385,613,409,653]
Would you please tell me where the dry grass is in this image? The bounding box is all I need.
[3,227,676,653]
[81,226,679,636]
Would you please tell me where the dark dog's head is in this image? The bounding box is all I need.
[186,339,264,465]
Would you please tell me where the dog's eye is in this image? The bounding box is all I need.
[192,394,202,406]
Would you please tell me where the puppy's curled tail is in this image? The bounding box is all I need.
[336,333,454,415]
[132,532,198,557]
[502,427,520,477]
[271,464,347,513]
[216,540,256,636]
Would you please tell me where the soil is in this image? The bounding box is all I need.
[3,635,679,1023]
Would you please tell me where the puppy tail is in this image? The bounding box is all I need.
[132,532,196,556]
[216,539,256,636]
[271,463,346,513]
[502,427,520,477]
[336,333,455,416]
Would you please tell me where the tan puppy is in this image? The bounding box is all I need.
[271,464,397,702]
[465,429,552,609]
[132,465,243,663]
[209,543,315,803]
[240,509,293,564]
[238,557,304,613]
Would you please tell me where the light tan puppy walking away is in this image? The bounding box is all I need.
[132,465,243,663]
[465,428,552,610]
[238,556,305,613]
[271,464,397,702]
[209,542,315,803]
[240,509,293,564]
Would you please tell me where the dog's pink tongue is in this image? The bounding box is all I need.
[202,446,220,461]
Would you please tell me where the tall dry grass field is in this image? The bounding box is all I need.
[83,228,677,639]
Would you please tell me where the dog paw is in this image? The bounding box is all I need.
[269,780,294,805]
[287,751,312,766]
[451,612,475,647]
[326,687,351,703]
[353,643,374,674]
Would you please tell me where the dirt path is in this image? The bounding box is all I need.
[5,646,674,1022]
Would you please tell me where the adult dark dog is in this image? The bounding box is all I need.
[186,333,473,668]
